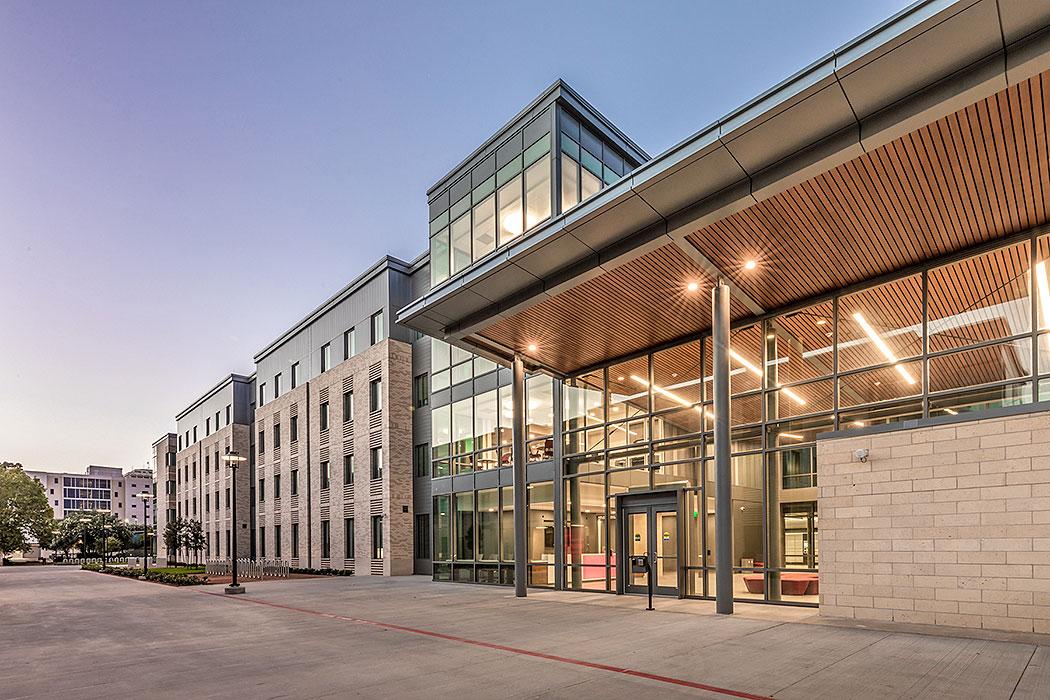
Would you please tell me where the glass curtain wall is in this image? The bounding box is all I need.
[432,232,1050,603]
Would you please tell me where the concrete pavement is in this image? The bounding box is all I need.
[1,566,1048,699]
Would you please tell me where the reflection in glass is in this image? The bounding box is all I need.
[524,155,551,230]
[472,195,496,262]
[454,492,474,561]
[565,474,606,591]
[608,358,648,420]
[928,339,1031,393]
[838,275,923,371]
[477,489,499,562]
[927,241,1031,352]
[563,371,604,431]
[527,482,555,587]
[450,213,471,275]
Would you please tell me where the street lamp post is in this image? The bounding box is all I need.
[136,493,154,579]
[101,522,111,567]
[221,449,247,595]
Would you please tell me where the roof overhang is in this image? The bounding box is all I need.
[397,0,1050,376]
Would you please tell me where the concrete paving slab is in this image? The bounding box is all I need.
[2,566,1047,699]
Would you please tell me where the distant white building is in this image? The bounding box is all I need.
[25,465,155,525]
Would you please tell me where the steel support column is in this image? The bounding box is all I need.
[712,282,733,615]
[512,355,528,598]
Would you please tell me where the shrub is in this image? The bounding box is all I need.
[290,567,353,576]
[82,563,208,586]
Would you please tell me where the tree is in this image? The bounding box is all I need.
[54,511,132,558]
[163,517,186,564]
[0,463,55,557]
[185,519,205,565]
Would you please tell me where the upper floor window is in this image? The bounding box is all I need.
[320,401,330,432]
[343,390,353,422]
[215,411,220,430]
[274,373,281,398]
[291,362,299,389]
[259,383,266,407]
[369,378,382,413]
[371,311,384,345]
[344,328,356,360]
[320,344,331,373]
[273,423,281,449]
[290,415,298,442]
[205,417,211,435]
[370,447,383,480]
[290,469,299,496]
[320,461,330,490]
[192,427,197,443]
[225,404,231,425]
[413,373,429,408]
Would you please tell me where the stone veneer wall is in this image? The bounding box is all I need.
[818,409,1050,633]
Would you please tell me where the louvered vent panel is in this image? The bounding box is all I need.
[370,561,383,575]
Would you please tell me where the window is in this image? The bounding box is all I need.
[258,478,264,502]
[259,383,266,407]
[205,454,210,473]
[321,343,331,372]
[561,154,580,211]
[321,520,330,559]
[472,194,496,262]
[524,154,551,230]
[273,423,281,449]
[192,426,197,443]
[215,410,220,430]
[274,373,281,398]
[274,474,281,499]
[320,401,330,431]
[343,454,354,484]
[320,460,330,490]
[413,373,429,408]
[450,212,471,276]
[290,362,299,389]
[371,310,385,345]
[413,443,429,478]
[344,328,356,360]
[370,378,382,412]
[415,513,430,559]
[343,390,353,422]
[258,429,265,454]
[259,528,266,558]
[290,469,298,496]
[371,516,383,559]
[370,447,383,480]
[225,404,231,425]
[344,518,354,559]
[274,525,282,558]
[497,174,523,246]
[225,487,230,508]
[430,227,449,286]
[290,415,298,442]
[206,417,211,435]
[292,523,299,558]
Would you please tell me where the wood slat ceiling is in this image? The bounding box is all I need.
[478,71,1050,377]
[479,244,752,373]
[688,71,1050,312]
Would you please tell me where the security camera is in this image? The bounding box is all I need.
[854,448,870,463]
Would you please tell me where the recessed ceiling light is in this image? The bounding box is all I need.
[686,281,699,292]
[617,375,625,381]
[527,343,537,353]
[874,381,881,386]
[816,319,827,326]
[671,372,678,378]
[744,260,757,270]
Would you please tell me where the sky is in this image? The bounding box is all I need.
[0,0,913,472]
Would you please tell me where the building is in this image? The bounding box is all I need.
[250,256,429,574]
[25,465,155,525]
[154,0,1050,634]
[172,374,254,562]
[397,0,1050,634]
[151,433,177,562]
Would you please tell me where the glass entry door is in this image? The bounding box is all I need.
[622,503,679,596]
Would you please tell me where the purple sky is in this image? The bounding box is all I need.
[0,1,911,472]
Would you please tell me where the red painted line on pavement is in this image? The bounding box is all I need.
[197,589,771,699]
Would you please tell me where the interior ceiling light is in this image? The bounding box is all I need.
[944,408,959,416]
[686,281,699,292]
[527,343,538,353]
[729,349,806,405]
[853,312,916,385]
[744,260,757,270]
[780,432,804,440]
[816,319,827,326]
[1036,261,1050,331]
[630,374,713,420]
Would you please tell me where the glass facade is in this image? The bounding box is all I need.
[428,104,637,288]
[429,232,1050,604]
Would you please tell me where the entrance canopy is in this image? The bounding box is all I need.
[399,1,1050,378]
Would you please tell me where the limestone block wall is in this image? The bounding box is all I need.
[818,409,1050,633]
